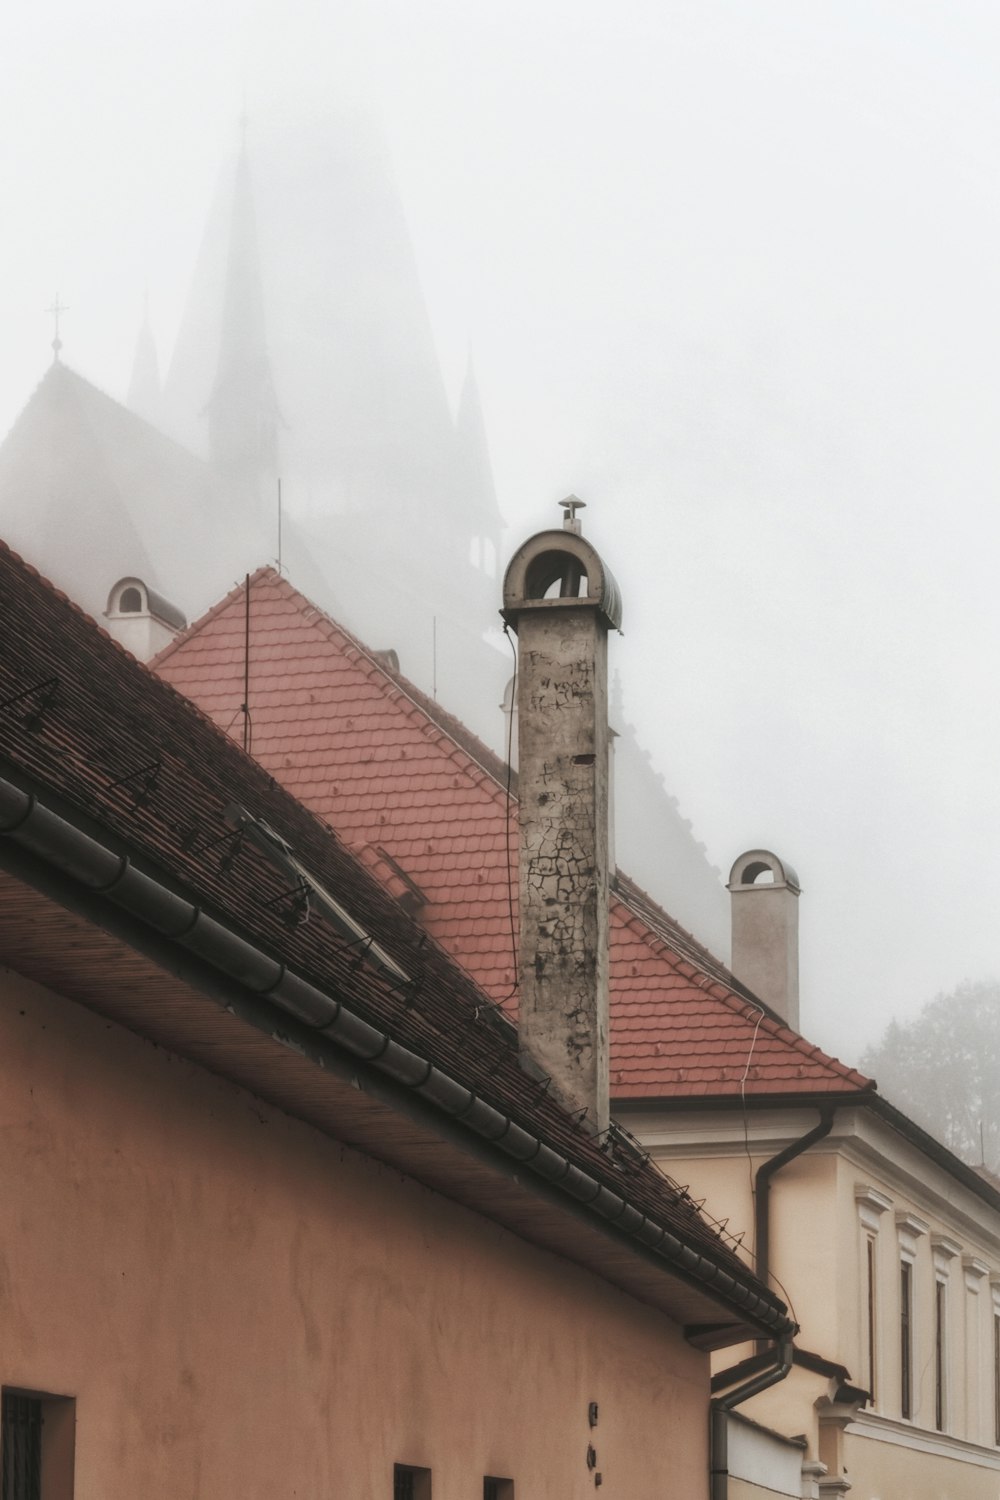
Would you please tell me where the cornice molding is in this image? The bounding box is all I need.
[896,1211,930,1261]
[964,1256,990,1292]
[932,1233,963,1276]
[855,1184,893,1232]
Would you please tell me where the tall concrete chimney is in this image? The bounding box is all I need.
[728,850,801,1030]
[502,498,622,1136]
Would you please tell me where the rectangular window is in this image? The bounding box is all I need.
[1,1389,74,1500]
[866,1235,878,1404]
[900,1260,913,1419]
[484,1481,514,1500]
[994,1313,1000,1445]
[393,1464,431,1500]
[2,1393,41,1500]
[936,1279,947,1431]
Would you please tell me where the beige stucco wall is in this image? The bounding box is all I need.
[843,1422,1000,1500]
[1,967,710,1499]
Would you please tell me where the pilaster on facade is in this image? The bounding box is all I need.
[815,1398,857,1498]
[800,1457,828,1499]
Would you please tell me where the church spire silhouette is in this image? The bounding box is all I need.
[126,293,163,426]
[455,349,502,530]
[205,129,280,489]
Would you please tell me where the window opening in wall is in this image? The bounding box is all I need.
[900,1260,913,1419]
[1,1393,41,1500]
[393,1464,431,1500]
[866,1235,878,1404]
[994,1313,1000,1445]
[118,586,143,614]
[1,1388,74,1500]
[936,1279,947,1431]
[484,1480,514,1500]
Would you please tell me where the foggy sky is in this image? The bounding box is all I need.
[4,0,1000,1065]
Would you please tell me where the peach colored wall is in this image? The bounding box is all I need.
[843,1425,1000,1500]
[0,967,709,1500]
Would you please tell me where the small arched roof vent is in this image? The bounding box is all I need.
[106,577,187,632]
[728,849,800,894]
[108,578,147,616]
[118,584,144,614]
[502,508,622,633]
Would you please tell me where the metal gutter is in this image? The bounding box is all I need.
[618,1090,1000,1224]
[755,1108,836,1290]
[0,772,794,1338]
[709,1338,795,1500]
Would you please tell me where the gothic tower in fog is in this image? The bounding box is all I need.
[156,111,505,710]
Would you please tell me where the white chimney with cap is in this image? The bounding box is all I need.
[728,850,801,1030]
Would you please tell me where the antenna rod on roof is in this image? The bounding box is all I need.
[432,615,437,701]
[277,477,283,575]
[242,573,252,754]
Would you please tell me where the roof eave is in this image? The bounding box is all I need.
[0,775,793,1344]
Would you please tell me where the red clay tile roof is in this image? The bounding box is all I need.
[0,538,783,1303]
[154,568,873,1104]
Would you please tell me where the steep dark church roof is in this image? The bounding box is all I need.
[0,362,247,622]
[162,111,500,537]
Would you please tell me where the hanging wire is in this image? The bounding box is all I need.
[500,623,519,1005]
[740,999,767,1232]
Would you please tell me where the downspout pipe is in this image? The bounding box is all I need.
[710,1337,794,1500]
[0,772,794,1337]
[755,1108,835,1291]
[707,1110,832,1495]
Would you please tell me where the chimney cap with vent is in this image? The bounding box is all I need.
[502,508,622,634]
[728,849,800,894]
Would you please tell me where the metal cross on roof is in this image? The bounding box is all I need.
[47,294,68,363]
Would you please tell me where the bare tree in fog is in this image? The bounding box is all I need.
[861,980,1000,1173]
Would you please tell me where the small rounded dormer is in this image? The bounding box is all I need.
[106,577,187,632]
[728,849,800,895]
[502,500,622,633]
[108,578,148,617]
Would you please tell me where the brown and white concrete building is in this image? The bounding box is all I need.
[0,535,794,1500]
[145,523,1000,1498]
